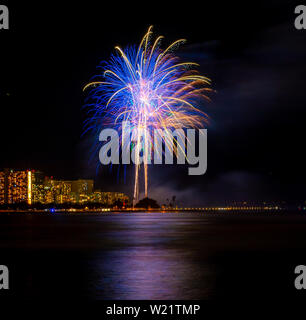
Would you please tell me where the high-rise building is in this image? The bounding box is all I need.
[71,180,94,195]
[42,176,54,204]
[0,169,32,204]
[32,171,45,204]
[0,171,5,204]
[52,180,72,204]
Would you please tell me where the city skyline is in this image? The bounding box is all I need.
[1,167,306,211]
[0,168,129,207]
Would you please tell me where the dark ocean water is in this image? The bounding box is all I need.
[0,212,306,300]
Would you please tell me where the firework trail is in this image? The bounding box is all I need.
[84,26,212,205]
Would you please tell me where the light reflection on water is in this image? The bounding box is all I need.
[2,212,306,299]
[88,213,215,299]
[91,247,214,300]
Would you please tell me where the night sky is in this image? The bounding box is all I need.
[1,1,306,205]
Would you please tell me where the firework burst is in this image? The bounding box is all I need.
[84,26,212,205]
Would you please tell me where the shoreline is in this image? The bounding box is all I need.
[0,208,304,214]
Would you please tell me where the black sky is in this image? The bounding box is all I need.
[1,1,306,205]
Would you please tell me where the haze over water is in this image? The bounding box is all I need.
[1,212,306,300]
